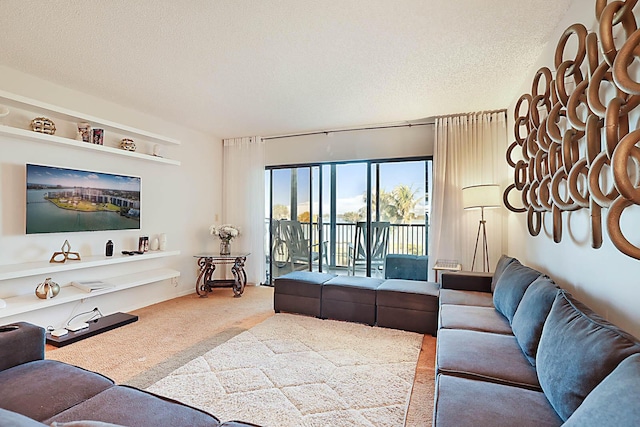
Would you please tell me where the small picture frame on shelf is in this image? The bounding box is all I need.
[92,128,104,145]
[77,122,91,142]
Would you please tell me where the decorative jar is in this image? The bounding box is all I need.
[35,278,60,299]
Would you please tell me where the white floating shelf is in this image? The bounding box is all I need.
[0,268,180,319]
[0,89,180,146]
[0,125,180,165]
[0,250,180,281]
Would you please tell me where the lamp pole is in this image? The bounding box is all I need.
[471,206,490,272]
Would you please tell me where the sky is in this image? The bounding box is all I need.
[268,160,428,216]
[26,164,141,192]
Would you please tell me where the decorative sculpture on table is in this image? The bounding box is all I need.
[209,224,240,255]
[504,0,640,260]
[49,240,81,263]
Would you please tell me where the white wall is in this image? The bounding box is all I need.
[265,124,433,166]
[506,2,640,339]
[0,66,223,329]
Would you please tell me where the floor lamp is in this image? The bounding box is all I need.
[462,184,501,272]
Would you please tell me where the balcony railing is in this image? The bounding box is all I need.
[269,220,427,269]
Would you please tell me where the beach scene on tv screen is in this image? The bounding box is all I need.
[26,164,141,234]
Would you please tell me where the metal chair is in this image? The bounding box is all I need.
[347,221,390,275]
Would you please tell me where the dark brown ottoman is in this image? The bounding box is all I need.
[376,279,440,335]
[321,276,384,325]
[274,271,336,317]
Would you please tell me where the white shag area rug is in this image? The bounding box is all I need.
[146,313,423,427]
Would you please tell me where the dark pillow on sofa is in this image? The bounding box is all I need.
[536,290,640,421]
[491,254,517,292]
[492,260,541,323]
[563,353,640,426]
[511,275,558,366]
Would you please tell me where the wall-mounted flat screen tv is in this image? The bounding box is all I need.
[26,164,141,234]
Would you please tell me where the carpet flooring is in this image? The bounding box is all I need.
[45,285,436,426]
[147,313,423,427]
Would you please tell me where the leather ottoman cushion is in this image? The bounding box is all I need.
[322,276,384,305]
[0,360,114,422]
[436,329,539,390]
[439,304,512,335]
[434,374,561,427]
[376,279,439,311]
[45,385,221,427]
[274,271,336,298]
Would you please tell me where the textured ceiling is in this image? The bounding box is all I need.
[0,0,573,138]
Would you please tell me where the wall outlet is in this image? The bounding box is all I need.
[171,277,179,287]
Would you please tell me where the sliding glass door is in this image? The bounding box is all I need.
[266,158,430,284]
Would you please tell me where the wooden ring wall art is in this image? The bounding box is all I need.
[505,0,640,259]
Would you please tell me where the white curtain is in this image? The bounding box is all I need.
[223,136,266,285]
[429,111,508,278]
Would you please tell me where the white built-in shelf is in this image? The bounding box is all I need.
[0,268,180,319]
[0,250,180,281]
[0,89,180,146]
[0,89,181,165]
[0,125,180,165]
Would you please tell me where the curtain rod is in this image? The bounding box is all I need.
[433,108,507,120]
[262,122,433,141]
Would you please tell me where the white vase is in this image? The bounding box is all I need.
[159,233,167,251]
[150,237,159,251]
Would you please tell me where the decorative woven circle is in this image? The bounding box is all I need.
[120,138,136,151]
[31,117,56,135]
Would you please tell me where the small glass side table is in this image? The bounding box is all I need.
[194,253,250,297]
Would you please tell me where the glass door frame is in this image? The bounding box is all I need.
[266,156,432,283]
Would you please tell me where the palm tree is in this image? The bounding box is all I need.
[390,185,419,224]
[362,185,419,224]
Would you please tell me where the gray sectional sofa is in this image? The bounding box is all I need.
[434,255,640,426]
[0,322,259,427]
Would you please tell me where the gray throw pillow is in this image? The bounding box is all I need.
[563,354,640,426]
[0,408,46,427]
[492,260,541,323]
[491,254,517,292]
[537,291,640,421]
[511,275,558,366]
[50,422,126,427]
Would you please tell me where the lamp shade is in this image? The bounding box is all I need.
[462,184,501,210]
